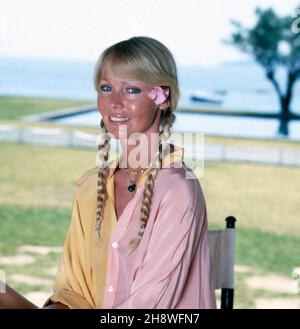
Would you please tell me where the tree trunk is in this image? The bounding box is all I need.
[278,96,290,136]
[278,69,297,137]
[266,69,296,137]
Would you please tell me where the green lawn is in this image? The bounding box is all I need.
[0,96,92,120]
[197,160,300,236]
[0,205,70,255]
[0,143,95,209]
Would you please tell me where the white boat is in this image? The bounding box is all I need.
[190,89,224,104]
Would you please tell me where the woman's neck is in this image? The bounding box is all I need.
[119,133,160,171]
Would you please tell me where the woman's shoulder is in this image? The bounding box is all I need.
[156,161,204,205]
[76,166,98,187]
[152,162,207,227]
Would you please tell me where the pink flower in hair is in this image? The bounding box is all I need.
[147,86,170,105]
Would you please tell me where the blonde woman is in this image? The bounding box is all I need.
[0,36,216,309]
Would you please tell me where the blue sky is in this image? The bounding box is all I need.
[1,0,299,66]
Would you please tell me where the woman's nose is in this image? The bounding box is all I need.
[111,89,124,108]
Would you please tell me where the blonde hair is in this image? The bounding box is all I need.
[94,36,180,254]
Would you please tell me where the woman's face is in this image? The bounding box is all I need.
[97,69,169,140]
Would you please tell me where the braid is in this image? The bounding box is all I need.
[95,119,111,242]
[127,110,174,254]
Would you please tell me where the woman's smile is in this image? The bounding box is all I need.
[109,116,130,124]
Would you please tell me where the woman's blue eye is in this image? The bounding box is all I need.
[127,87,141,94]
[100,85,111,92]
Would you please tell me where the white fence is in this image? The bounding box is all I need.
[1,124,300,167]
[0,125,96,149]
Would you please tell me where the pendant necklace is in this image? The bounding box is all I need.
[123,167,147,192]
[120,159,152,192]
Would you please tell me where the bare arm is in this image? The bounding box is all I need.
[0,283,68,309]
[0,283,38,309]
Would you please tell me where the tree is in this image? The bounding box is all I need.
[225,5,300,136]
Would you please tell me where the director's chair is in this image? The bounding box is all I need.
[208,216,237,309]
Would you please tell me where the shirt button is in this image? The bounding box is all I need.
[112,242,119,249]
[108,286,114,293]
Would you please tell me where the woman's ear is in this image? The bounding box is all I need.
[158,100,170,110]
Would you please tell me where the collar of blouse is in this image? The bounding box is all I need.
[107,145,184,186]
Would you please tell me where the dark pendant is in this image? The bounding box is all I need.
[128,183,136,192]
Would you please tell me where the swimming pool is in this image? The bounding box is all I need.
[53,110,300,141]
